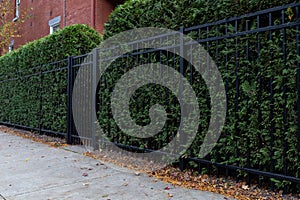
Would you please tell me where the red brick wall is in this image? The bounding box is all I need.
[14,0,64,49]
[65,0,91,27]
[95,0,117,33]
[13,0,121,50]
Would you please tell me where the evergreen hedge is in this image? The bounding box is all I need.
[0,24,102,133]
[102,0,300,191]
[104,0,296,39]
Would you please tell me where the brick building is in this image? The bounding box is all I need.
[10,0,123,51]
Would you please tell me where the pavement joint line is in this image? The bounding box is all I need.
[0,194,7,200]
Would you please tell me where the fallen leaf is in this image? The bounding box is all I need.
[135,172,141,176]
[242,185,249,190]
[96,162,104,166]
[164,186,171,190]
[82,173,88,177]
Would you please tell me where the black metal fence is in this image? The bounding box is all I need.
[181,2,300,193]
[0,2,300,194]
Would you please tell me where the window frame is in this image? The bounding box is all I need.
[48,16,61,34]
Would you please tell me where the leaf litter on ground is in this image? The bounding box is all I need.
[0,125,67,148]
[1,125,299,200]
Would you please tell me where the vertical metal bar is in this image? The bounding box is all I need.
[166,37,170,153]
[142,40,150,152]
[98,51,104,149]
[257,15,263,188]
[159,37,163,150]
[189,41,193,85]
[215,24,220,178]
[179,26,184,105]
[188,37,194,170]
[269,12,275,191]
[134,43,139,151]
[225,22,229,179]
[206,25,211,176]
[245,19,251,186]
[38,65,43,135]
[66,56,74,144]
[142,41,146,152]
[80,57,84,145]
[87,56,91,146]
[281,10,288,194]
[172,32,179,165]
[106,55,111,146]
[197,27,203,174]
[179,26,186,171]
[296,5,300,194]
[235,19,240,182]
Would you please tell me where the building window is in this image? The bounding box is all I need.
[13,0,20,22]
[49,23,60,34]
[9,40,14,52]
[48,16,61,34]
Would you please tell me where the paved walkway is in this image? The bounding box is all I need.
[0,131,233,200]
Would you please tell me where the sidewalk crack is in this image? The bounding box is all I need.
[0,194,7,200]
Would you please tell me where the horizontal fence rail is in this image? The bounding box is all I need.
[0,2,299,194]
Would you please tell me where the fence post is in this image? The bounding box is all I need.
[92,49,99,150]
[38,66,43,135]
[179,26,187,171]
[66,56,74,144]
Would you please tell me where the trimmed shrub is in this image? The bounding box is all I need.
[0,24,102,133]
[101,0,300,191]
[104,0,296,39]
[1,24,102,67]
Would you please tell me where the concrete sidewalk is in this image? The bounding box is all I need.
[0,131,232,200]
